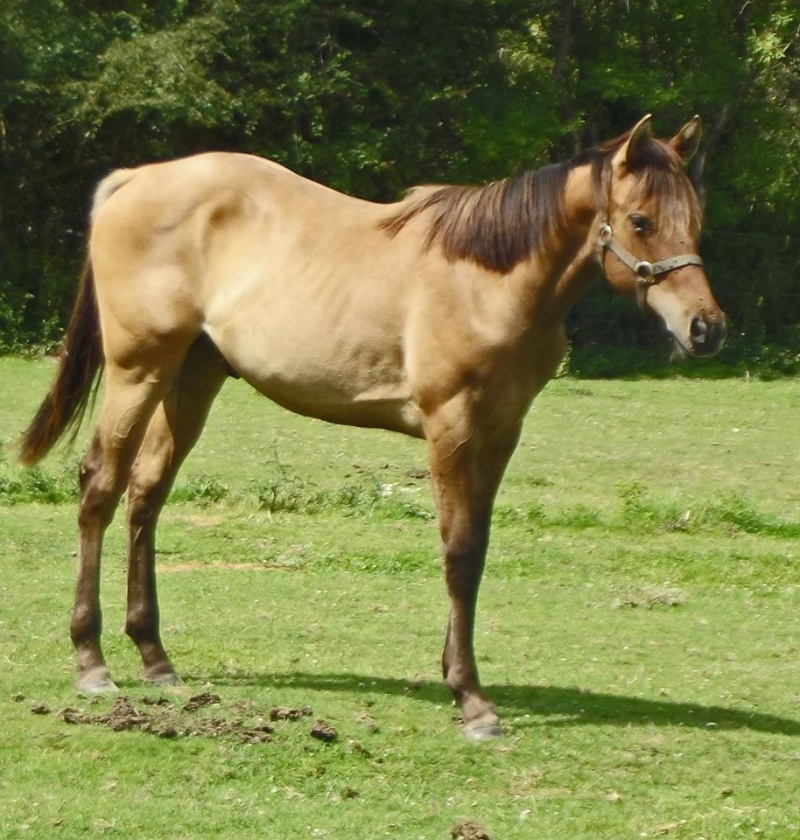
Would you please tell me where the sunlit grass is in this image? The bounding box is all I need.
[1,358,799,838]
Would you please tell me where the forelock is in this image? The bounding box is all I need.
[626,139,703,236]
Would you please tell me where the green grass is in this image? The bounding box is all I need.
[1,357,799,839]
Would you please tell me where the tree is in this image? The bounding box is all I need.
[1,0,798,372]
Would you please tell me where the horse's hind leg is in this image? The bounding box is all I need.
[124,335,228,685]
[74,367,179,695]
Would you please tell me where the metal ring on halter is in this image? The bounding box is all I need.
[634,260,654,284]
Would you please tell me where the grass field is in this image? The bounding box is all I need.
[1,356,799,839]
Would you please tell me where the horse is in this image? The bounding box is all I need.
[19,115,726,741]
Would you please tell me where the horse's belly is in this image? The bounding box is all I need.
[247,368,423,437]
[207,318,423,436]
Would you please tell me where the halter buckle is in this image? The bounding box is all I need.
[634,260,654,283]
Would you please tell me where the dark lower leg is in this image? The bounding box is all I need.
[126,470,181,683]
[125,513,177,683]
[428,418,521,740]
[441,538,500,740]
[71,541,116,694]
[72,438,123,694]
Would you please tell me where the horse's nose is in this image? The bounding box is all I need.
[689,315,726,356]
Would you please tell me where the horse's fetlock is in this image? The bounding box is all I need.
[70,610,101,645]
[125,607,158,643]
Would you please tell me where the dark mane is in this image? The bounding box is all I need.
[378,163,573,274]
[378,130,702,274]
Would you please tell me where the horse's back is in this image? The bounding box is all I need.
[91,152,376,239]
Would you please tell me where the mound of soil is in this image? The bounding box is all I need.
[450,820,493,840]
[44,694,323,745]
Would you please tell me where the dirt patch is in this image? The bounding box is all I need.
[168,514,227,528]
[269,705,313,721]
[181,691,221,712]
[44,694,326,745]
[450,820,493,840]
[160,562,299,573]
[612,585,685,610]
[309,719,338,743]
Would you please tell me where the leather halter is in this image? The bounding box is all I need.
[597,221,704,293]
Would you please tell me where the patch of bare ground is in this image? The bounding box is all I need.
[450,820,494,840]
[160,562,299,572]
[165,514,227,528]
[45,694,321,745]
[612,584,685,609]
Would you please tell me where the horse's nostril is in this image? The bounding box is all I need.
[689,315,726,356]
[690,316,708,344]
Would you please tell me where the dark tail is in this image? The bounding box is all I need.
[19,257,104,466]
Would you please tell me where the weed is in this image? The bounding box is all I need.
[525,501,548,525]
[317,476,385,514]
[618,481,659,529]
[552,503,602,529]
[248,461,315,513]
[0,455,77,504]
[703,492,800,537]
[170,473,229,505]
[246,459,433,521]
[614,484,800,538]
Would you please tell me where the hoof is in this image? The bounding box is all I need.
[463,720,503,742]
[77,668,118,696]
[143,667,183,688]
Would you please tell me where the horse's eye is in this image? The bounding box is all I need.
[630,213,654,234]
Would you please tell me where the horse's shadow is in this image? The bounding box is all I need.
[199,669,800,737]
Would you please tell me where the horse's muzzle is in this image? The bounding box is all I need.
[688,315,727,357]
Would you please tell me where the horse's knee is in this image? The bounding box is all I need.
[443,536,488,596]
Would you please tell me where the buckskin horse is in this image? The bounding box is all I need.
[20,115,725,740]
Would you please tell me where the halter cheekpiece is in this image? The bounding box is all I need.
[597,222,704,289]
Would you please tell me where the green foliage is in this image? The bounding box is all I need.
[0,1,798,361]
[494,481,800,539]
[247,459,434,521]
[3,363,800,838]
[169,473,229,505]
[0,453,77,504]
[617,481,800,538]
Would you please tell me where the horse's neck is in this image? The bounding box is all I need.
[551,238,602,315]
[520,163,600,323]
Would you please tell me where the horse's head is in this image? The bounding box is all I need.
[598,115,726,357]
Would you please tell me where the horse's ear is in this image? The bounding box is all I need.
[615,114,653,170]
[669,115,702,163]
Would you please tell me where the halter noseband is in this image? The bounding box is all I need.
[597,222,704,293]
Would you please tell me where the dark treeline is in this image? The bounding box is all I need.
[1,1,798,374]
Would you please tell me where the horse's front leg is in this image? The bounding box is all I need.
[426,410,522,741]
